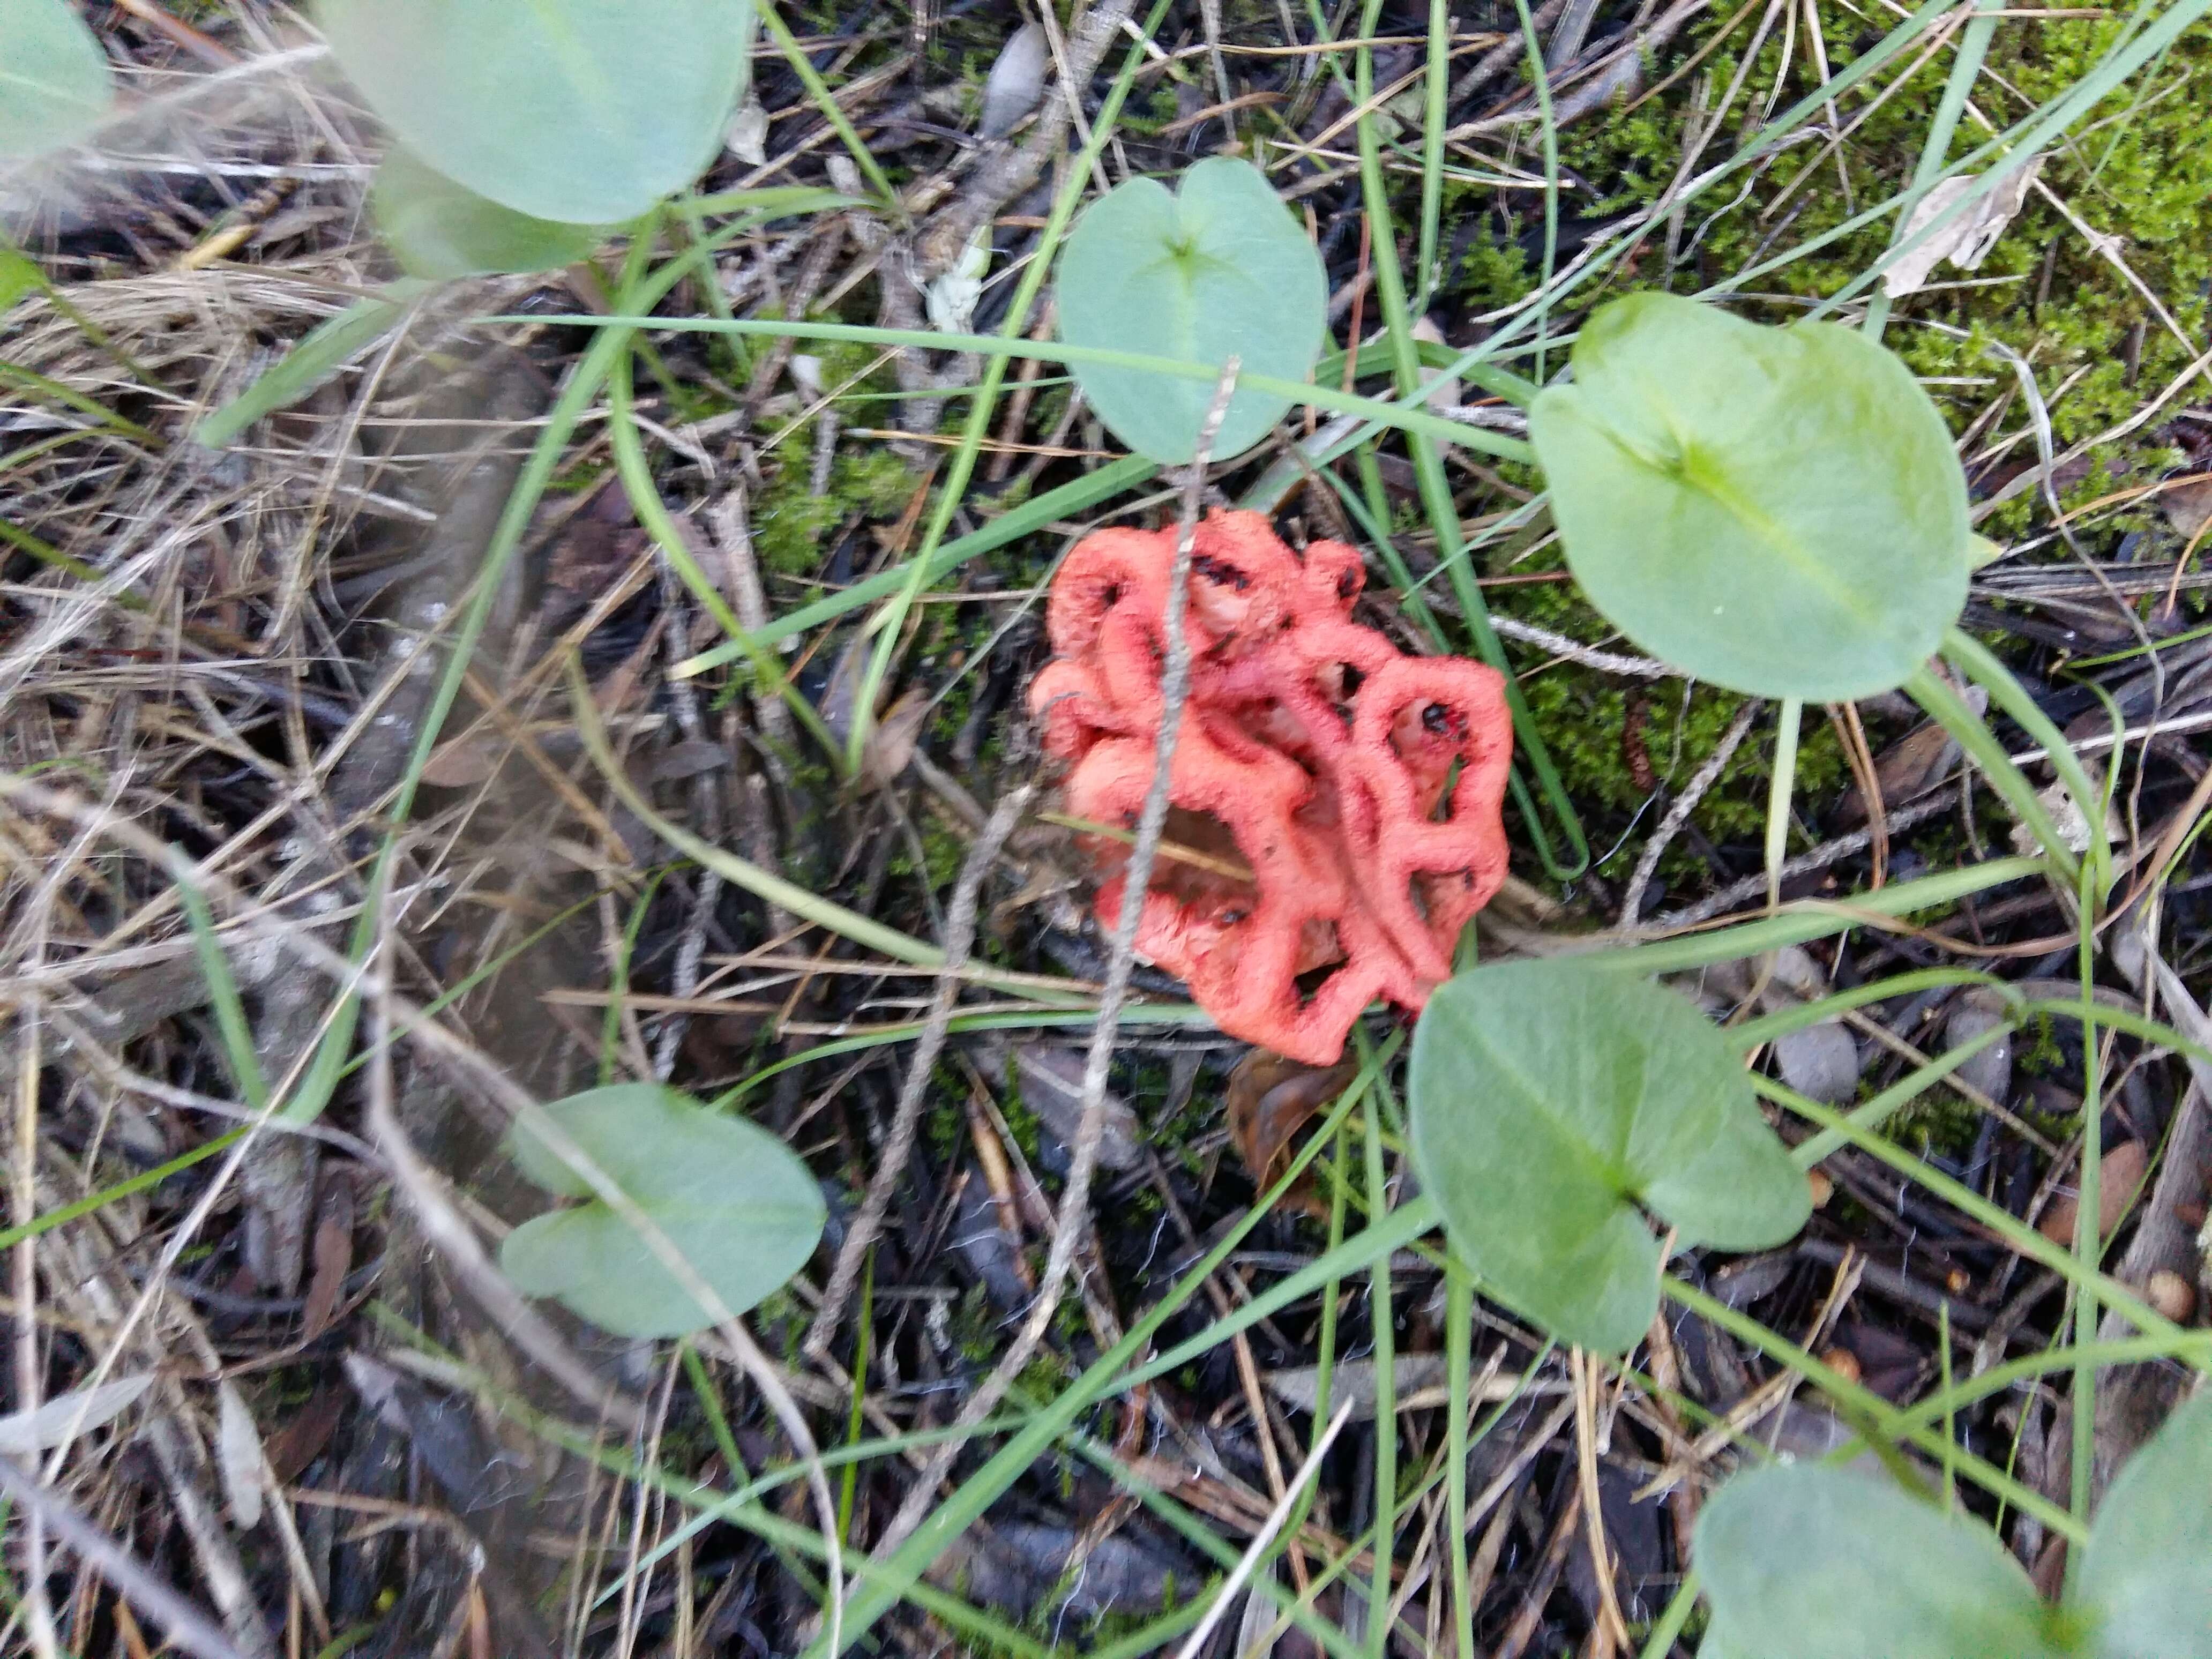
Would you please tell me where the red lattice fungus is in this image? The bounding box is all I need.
[1028,510,1515,1065]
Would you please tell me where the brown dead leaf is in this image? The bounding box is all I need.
[2161,476,2212,542]
[264,1386,345,1483]
[2039,1139,2149,1246]
[820,631,932,792]
[546,485,647,596]
[1833,689,1987,827]
[1227,1050,1358,1217]
[301,1170,355,1342]
[821,632,870,746]
[861,689,931,791]
[1008,1043,1142,1171]
[421,731,506,788]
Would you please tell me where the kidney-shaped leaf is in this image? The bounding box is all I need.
[1529,292,1970,701]
[371,146,607,279]
[316,0,754,225]
[1408,959,1809,1354]
[1057,157,1326,465]
[500,1083,824,1339]
[0,0,115,160]
[2076,1389,2212,1657]
[1697,1463,2067,1659]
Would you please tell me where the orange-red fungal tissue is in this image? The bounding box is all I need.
[1028,510,1515,1065]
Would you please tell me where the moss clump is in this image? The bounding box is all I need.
[745,334,921,575]
[887,814,967,889]
[1536,9,2212,533]
[1886,1088,1984,1162]
[753,439,917,576]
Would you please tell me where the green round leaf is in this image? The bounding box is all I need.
[1529,292,1971,701]
[2077,1389,2212,1657]
[1407,959,1810,1354]
[1696,1463,2067,1659]
[0,0,115,160]
[371,146,607,279]
[316,0,754,225]
[500,1083,825,1339]
[1056,157,1327,464]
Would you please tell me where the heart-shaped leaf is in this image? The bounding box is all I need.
[316,0,755,225]
[500,1083,824,1339]
[0,0,115,160]
[1408,959,1809,1354]
[1529,292,1970,701]
[1695,1463,2069,1659]
[371,146,607,279]
[2076,1389,2212,1657]
[1056,157,1327,464]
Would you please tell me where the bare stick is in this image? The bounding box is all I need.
[804,784,1034,1357]
[862,361,1245,1568]
[1650,788,1959,930]
[1617,699,1762,924]
[0,1454,249,1659]
[1486,616,1670,678]
[1172,1400,1355,1659]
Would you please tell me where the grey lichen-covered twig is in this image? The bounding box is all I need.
[803,783,1033,1359]
[859,360,1245,1573]
[0,1452,252,1659]
[238,353,546,1296]
[1617,698,1763,924]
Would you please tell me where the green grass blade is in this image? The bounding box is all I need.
[171,856,271,1114]
[806,1083,1425,1654]
[1415,0,1451,309]
[605,349,841,753]
[1943,628,2114,897]
[1578,855,2045,974]
[1758,1079,2180,1343]
[1506,0,1560,381]
[0,361,159,446]
[673,454,1157,677]
[753,0,903,214]
[1860,0,2005,341]
[841,0,1177,775]
[485,312,1537,461]
[1906,663,2079,887]
[194,283,429,449]
[1349,3,1588,876]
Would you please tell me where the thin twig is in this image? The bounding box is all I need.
[1172,1399,1356,1659]
[1486,616,1671,678]
[1651,788,1961,930]
[0,1455,249,1659]
[1618,699,1763,923]
[804,784,1034,1357]
[861,361,1245,1568]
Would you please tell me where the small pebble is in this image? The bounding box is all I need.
[1818,1346,1862,1386]
[2037,1140,2149,1246]
[2146,1268,2197,1322]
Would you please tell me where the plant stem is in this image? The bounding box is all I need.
[1766,697,1802,908]
[1903,663,2081,888]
